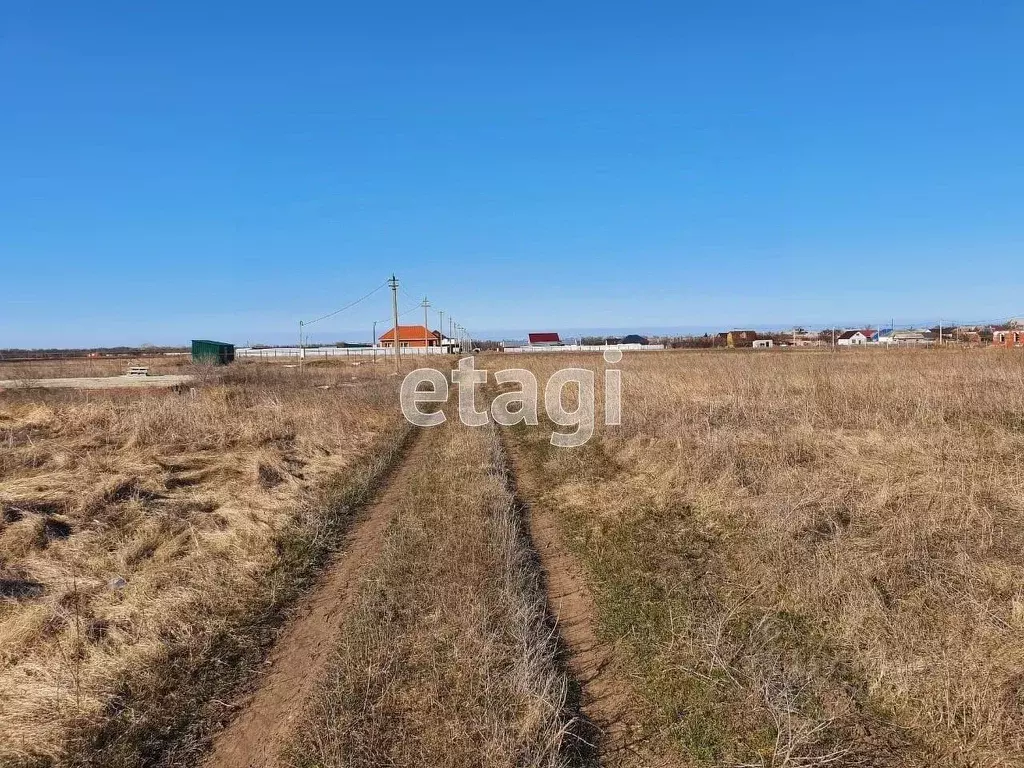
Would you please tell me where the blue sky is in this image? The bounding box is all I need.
[2,1,1022,347]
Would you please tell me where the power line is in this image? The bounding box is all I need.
[389,279,466,347]
[368,303,421,350]
[374,302,420,327]
[303,280,388,327]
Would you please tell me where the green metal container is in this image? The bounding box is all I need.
[191,340,235,365]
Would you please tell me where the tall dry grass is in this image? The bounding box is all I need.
[505,348,1024,766]
[0,361,402,766]
[287,420,582,768]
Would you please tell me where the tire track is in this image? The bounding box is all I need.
[202,427,432,768]
[498,430,679,768]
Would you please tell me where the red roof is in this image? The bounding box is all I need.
[528,332,561,343]
[378,325,441,342]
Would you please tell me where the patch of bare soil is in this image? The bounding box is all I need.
[203,429,431,768]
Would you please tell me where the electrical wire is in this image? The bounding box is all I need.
[399,284,460,330]
[303,280,388,327]
[374,302,421,328]
[382,280,464,340]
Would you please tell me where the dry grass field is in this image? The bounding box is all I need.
[4,348,1023,768]
[0,360,405,766]
[503,348,1024,767]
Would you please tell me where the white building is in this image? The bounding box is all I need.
[836,330,872,346]
[877,330,931,346]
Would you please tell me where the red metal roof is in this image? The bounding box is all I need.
[378,325,441,342]
[528,332,561,343]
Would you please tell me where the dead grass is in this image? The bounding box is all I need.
[0,356,188,381]
[7,347,1021,766]
[286,420,583,768]
[503,348,1024,767]
[0,361,404,766]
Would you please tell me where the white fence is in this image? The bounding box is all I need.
[236,343,666,360]
[501,344,666,353]
[236,346,457,360]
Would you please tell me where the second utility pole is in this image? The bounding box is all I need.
[421,296,431,352]
[388,274,401,373]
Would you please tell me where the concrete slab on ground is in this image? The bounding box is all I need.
[0,374,194,390]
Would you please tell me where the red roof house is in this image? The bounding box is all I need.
[528,332,562,346]
[837,329,874,345]
[378,325,442,348]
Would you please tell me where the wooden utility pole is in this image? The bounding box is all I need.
[388,274,401,373]
[422,296,431,353]
[439,310,445,352]
[298,320,304,371]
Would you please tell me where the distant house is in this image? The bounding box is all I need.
[528,332,562,346]
[878,330,930,346]
[752,339,773,349]
[837,330,873,346]
[793,332,822,347]
[620,334,649,345]
[720,330,759,348]
[379,325,442,348]
[992,327,1024,348]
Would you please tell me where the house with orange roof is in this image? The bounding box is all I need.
[378,325,442,348]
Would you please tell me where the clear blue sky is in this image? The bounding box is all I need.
[2,1,1022,347]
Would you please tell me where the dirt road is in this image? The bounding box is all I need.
[203,419,664,767]
[202,429,430,768]
[502,434,679,768]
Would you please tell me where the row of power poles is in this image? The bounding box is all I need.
[296,274,471,374]
[386,274,471,373]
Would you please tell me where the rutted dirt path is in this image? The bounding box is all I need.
[202,428,431,768]
[502,433,678,768]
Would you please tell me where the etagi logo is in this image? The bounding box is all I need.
[400,350,623,448]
